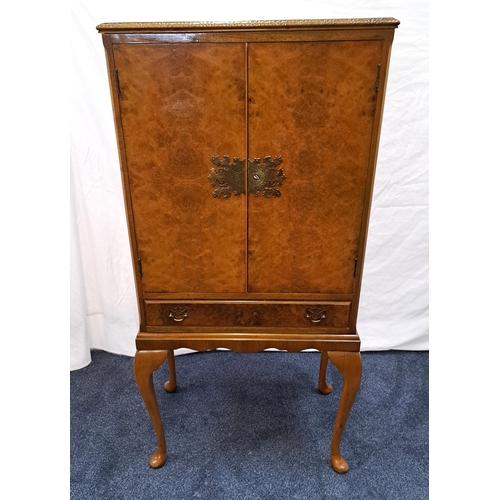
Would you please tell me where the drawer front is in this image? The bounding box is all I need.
[145,301,351,328]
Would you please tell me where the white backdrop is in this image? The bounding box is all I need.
[70,0,429,370]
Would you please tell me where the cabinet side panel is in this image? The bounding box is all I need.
[247,41,382,294]
[113,43,247,293]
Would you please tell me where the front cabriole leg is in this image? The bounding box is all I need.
[327,351,362,473]
[134,350,169,468]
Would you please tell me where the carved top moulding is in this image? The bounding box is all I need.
[96,18,400,33]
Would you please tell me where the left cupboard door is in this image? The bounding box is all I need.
[112,43,247,293]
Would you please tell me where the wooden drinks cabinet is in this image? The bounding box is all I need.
[97,18,399,473]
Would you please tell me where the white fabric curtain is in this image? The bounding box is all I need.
[70,0,429,370]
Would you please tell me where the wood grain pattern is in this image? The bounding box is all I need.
[113,43,247,293]
[133,350,169,468]
[145,301,351,328]
[106,30,396,46]
[135,332,360,353]
[247,41,383,293]
[327,351,362,473]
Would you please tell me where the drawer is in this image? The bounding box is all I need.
[145,301,351,328]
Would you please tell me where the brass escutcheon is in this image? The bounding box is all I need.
[209,155,285,198]
[248,156,286,197]
[208,156,246,198]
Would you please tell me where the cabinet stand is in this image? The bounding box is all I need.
[134,347,361,473]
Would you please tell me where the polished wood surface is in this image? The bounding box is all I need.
[114,43,247,293]
[318,351,333,395]
[327,351,362,473]
[145,301,351,328]
[100,18,398,473]
[163,349,177,393]
[135,331,360,353]
[133,350,169,468]
[247,41,382,294]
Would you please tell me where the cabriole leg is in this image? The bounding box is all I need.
[327,351,362,473]
[134,349,169,468]
[163,349,177,393]
[318,350,333,394]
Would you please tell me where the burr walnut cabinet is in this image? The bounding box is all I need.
[97,18,399,473]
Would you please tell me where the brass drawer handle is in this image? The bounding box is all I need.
[168,306,189,322]
[305,307,327,323]
[249,156,286,197]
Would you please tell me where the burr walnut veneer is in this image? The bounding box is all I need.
[98,18,399,473]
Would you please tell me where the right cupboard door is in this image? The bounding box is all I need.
[247,41,384,294]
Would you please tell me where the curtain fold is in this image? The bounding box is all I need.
[70,166,91,370]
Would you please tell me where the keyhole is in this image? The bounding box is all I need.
[253,174,260,180]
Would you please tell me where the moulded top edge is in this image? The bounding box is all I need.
[96,18,400,33]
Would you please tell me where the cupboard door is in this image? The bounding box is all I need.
[247,41,383,294]
[113,44,247,293]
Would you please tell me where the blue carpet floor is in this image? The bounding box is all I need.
[71,350,428,499]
